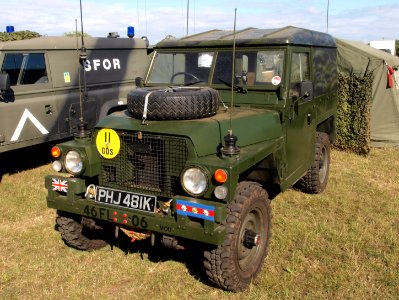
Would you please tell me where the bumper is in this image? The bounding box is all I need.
[45,175,227,245]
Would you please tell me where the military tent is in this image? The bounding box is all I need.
[337,39,399,147]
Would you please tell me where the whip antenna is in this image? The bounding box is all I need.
[77,0,89,137]
[221,8,240,156]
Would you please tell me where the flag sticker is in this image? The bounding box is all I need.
[63,72,71,83]
[96,128,120,159]
[176,199,215,221]
[52,178,68,193]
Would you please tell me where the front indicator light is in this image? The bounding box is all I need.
[65,150,84,174]
[214,185,228,200]
[182,168,207,195]
[214,169,228,183]
[52,160,62,172]
[51,146,61,158]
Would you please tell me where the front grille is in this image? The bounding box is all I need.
[100,131,189,197]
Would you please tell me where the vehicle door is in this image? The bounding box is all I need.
[284,48,316,182]
[0,51,58,151]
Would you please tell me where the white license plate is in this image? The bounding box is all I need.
[95,186,156,213]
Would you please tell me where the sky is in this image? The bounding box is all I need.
[2,0,398,44]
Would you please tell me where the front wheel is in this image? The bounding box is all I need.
[204,181,272,291]
[56,211,110,251]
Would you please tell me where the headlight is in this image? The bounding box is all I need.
[182,167,207,195]
[65,150,84,174]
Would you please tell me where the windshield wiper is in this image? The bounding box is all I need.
[218,77,247,94]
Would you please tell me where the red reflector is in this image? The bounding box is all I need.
[214,169,228,183]
[51,146,61,158]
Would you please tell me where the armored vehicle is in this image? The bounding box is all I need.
[45,26,337,291]
[0,35,149,153]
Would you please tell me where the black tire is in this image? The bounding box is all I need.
[56,211,110,251]
[297,132,331,194]
[204,181,272,291]
[127,87,219,120]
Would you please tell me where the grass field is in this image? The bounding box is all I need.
[0,147,398,299]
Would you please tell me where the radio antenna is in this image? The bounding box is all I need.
[221,8,240,156]
[77,0,89,137]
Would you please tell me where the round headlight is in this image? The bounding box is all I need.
[65,150,84,174]
[182,167,207,195]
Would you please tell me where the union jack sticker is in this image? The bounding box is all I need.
[51,178,68,193]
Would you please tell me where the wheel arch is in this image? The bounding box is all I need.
[316,115,336,144]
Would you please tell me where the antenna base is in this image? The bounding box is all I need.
[75,120,90,138]
[221,131,240,156]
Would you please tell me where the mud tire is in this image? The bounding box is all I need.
[203,181,272,291]
[127,87,219,120]
[297,132,331,194]
[56,211,110,251]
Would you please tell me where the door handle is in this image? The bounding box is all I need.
[45,104,53,114]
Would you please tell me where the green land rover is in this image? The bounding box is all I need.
[45,26,338,291]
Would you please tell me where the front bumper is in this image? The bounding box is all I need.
[45,175,227,245]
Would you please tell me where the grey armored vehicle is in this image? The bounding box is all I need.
[0,35,149,153]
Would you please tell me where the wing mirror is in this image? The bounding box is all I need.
[300,80,313,101]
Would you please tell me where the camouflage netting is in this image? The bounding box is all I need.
[0,30,40,42]
[335,72,373,155]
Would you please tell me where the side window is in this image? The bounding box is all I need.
[1,53,48,85]
[1,53,24,85]
[289,52,310,98]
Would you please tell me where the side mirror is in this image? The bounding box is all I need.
[135,76,144,88]
[300,80,313,101]
[0,73,10,91]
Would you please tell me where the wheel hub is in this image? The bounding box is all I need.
[243,229,261,249]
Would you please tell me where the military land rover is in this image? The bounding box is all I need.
[0,34,149,153]
[45,26,337,291]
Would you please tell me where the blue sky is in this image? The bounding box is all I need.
[2,0,398,44]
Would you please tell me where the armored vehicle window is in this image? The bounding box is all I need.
[212,50,284,87]
[148,51,214,85]
[1,53,47,86]
[289,52,310,98]
[2,53,24,85]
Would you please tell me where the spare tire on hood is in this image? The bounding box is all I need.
[127,87,220,120]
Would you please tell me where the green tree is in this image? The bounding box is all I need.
[396,40,399,56]
[64,31,90,37]
[0,30,40,42]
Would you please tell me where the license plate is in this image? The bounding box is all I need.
[95,186,156,213]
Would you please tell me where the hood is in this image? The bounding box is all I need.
[96,107,283,157]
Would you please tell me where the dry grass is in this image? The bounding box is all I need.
[0,148,398,299]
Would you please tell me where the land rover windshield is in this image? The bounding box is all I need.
[147,50,284,88]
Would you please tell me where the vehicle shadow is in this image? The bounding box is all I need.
[114,234,211,287]
[0,141,59,182]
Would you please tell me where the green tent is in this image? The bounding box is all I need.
[337,39,399,147]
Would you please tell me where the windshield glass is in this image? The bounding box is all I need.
[147,51,215,85]
[213,50,284,87]
[147,49,284,87]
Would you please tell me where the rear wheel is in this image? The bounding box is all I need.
[56,211,110,251]
[204,182,272,291]
[297,132,331,194]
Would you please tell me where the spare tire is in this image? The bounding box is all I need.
[127,87,220,120]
